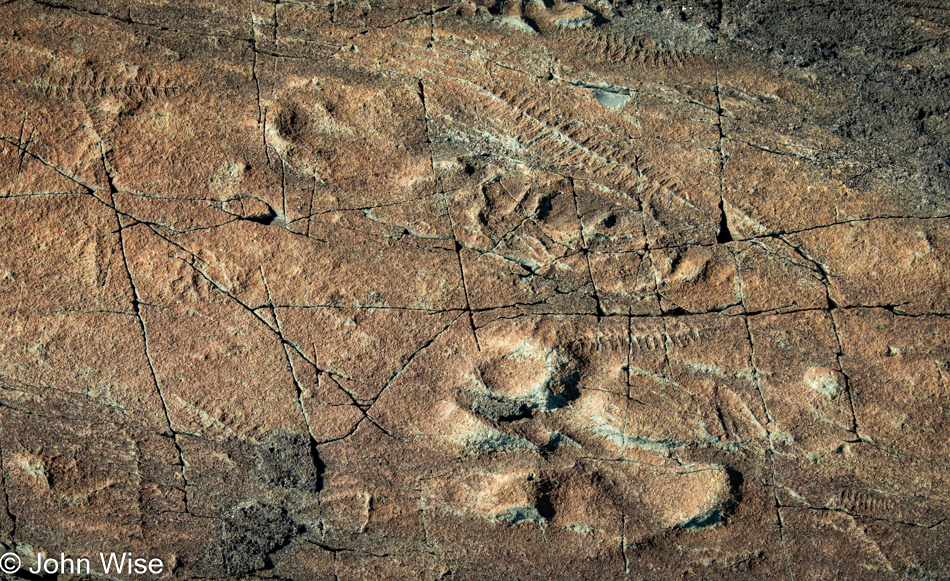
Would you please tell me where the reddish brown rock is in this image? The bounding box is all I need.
[0,0,948,579]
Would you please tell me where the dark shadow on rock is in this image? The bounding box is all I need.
[535,478,557,520]
[544,369,581,410]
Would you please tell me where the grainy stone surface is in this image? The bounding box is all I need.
[0,0,948,579]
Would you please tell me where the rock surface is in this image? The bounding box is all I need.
[0,0,948,579]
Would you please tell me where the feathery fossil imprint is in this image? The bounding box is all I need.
[36,68,183,103]
[552,29,707,69]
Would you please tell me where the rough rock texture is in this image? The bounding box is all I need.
[0,0,948,579]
